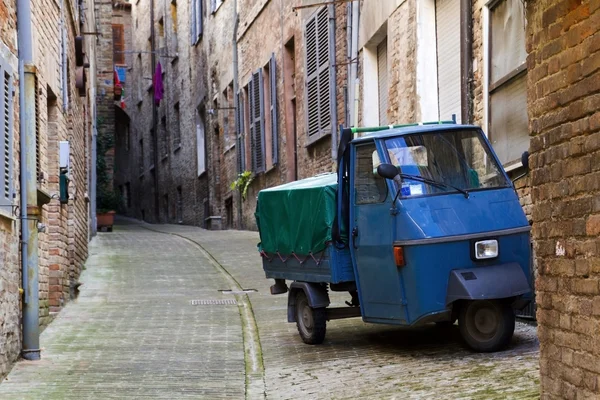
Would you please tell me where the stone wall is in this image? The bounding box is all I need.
[527,0,600,398]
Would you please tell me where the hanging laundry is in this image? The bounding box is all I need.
[153,62,164,105]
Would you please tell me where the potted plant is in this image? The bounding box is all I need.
[97,190,122,232]
[230,171,254,200]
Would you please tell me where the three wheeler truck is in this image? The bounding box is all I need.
[256,121,532,352]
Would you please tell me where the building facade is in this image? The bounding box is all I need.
[0,0,95,380]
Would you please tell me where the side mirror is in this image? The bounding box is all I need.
[521,151,529,171]
[377,163,399,180]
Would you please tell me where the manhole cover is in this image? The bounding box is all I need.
[190,299,237,306]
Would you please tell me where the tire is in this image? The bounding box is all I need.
[295,291,327,345]
[458,300,515,352]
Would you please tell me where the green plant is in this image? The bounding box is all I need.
[230,171,254,200]
[97,189,123,213]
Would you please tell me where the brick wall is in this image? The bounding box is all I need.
[0,0,92,380]
[527,0,600,398]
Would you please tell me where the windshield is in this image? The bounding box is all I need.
[382,129,510,197]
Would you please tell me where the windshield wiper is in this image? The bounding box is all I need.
[400,174,470,198]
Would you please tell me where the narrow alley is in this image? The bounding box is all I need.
[0,220,540,399]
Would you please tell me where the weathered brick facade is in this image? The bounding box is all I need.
[0,0,94,380]
[527,0,600,397]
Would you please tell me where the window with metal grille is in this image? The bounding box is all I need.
[113,24,125,65]
[488,0,528,167]
[0,64,14,206]
[249,70,265,173]
[377,37,388,125]
[304,6,331,142]
[191,0,202,45]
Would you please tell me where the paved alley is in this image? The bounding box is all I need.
[0,220,541,399]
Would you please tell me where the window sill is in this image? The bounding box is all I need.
[0,206,17,222]
[149,164,155,172]
[173,144,182,153]
[305,130,331,148]
[223,143,236,155]
[161,154,169,162]
[146,83,153,93]
[139,172,145,179]
[170,55,179,64]
[265,164,277,174]
[198,170,207,179]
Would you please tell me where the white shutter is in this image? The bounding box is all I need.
[435,0,461,123]
[196,110,206,175]
[377,38,388,125]
[1,68,12,203]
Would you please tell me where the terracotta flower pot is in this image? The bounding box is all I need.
[97,211,116,232]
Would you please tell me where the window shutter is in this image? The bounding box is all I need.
[249,78,256,172]
[377,38,388,125]
[236,90,245,173]
[112,25,125,64]
[435,0,461,122]
[269,54,278,165]
[305,7,331,138]
[190,1,195,44]
[1,66,13,205]
[196,0,203,39]
[253,70,266,173]
[210,0,216,13]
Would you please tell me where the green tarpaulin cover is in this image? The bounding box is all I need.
[256,173,341,256]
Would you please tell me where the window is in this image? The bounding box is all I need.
[488,0,528,166]
[266,54,279,166]
[190,0,202,45]
[160,116,168,159]
[222,85,231,149]
[196,109,206,176]
[354,143,387,205]
[173,102,181,148]
[210,0,223,13]
[243,85,251,171]
[139,138,144,174]
[0,61,14,207]
[236,88,245,173]
[377,37,388,125]
[435,0,461,122]
[112,24,125,65]
[170,1,179,56]
[304,6,332,142]
[249,71,265,173]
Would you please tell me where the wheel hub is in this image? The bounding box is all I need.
[473,307,497,336]
[301,306,314,329]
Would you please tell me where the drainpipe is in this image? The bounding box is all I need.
[150,0,160,221]
[348,0,359,127]
[460,0,473,124]
[17,0,41,361]
[328,3,337,161]
[232,0,242,229]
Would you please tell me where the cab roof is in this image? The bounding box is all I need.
[351,124,481,143]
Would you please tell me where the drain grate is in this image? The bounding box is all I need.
[190,299,237,306]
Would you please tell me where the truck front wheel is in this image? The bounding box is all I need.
[295,291,327,345]
[458,300,515,352]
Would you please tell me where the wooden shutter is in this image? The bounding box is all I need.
[377,38,388,125]
[305,6,331,138]
[0,65,13,205]
[269,54,278,165]
[236,91,245,173]
[252,70,266,173]
[249,79,256,172]
[435,0,461,122]
[112,24,125,65]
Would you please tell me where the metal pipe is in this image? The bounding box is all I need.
[328,3,337,161]
[233,0,242,229]
[349,0,359,127]
[460,0,473,124]
[150,0,160,221]
[17,0,41,361]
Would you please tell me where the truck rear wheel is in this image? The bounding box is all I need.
[458,300,515,352]
[295,291,326,345]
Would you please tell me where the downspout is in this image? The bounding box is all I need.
[328,3,337,161]
[233,0,242,229]
[17,0,41,361]
[348,0,359,127]
[61,0,68,112]
[460,0,473,124]
[150,0,160,221]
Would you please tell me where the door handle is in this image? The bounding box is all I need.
[352,227,359,249]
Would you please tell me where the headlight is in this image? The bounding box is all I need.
[474,240,498,259]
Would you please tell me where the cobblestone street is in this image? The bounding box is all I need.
[0,220,540,399]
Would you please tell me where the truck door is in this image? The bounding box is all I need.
[350,142,407,322]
